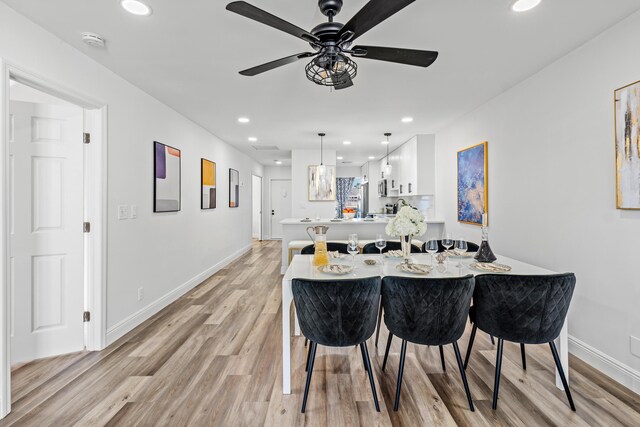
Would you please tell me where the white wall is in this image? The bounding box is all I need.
[436,11,640,391]
[291,149,336,219]
[0,3,263,343]
[262,166,291,239]
[337,165,361,177]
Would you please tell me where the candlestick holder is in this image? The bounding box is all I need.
[474,226,497,263]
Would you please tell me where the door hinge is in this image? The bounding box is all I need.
[83,311,91,322]
[83,133,91,144]
[83,222,91,233]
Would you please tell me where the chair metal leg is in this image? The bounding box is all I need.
[492,339,504,410]
[361,343,369,372]
[549,341,576,411]
[520,343,527,370]
[394,340,408,411]
[305,341,313,372]
[301,342,318,413]
[490,335,495,345]
[382,333,393,372]
[463,324,477,370]
[304,338,308,347]
[375,298,383,348]
[439,345,446,372]
[360,342,380,412]
[453,341,475,412]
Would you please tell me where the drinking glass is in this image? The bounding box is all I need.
[442,233,454,268]
[348,234,359,268]
[425,239,439,266]
[375,234,387,262]
[453,239,468,268]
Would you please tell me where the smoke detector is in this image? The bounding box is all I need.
[81,32,106,48]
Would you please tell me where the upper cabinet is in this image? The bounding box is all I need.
[379,135,436,197]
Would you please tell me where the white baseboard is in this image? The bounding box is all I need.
[106,244,252,346]
[569,335,640,394]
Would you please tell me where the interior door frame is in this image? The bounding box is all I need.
[270,179,291,240]
[251,174,263,241]
[0,58,108,418]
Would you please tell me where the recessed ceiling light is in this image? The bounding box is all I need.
[401,117,414,123]
[248,137,258,142]
[120,0,152,16]
[343,141,352,145]
[368,156,376,160]
[511,0,541,12]
[238,117,250,123]
[274,160,282,165]
[337,156,344,160]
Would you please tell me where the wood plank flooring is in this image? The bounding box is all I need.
[2,240,639,426]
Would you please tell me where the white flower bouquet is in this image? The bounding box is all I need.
[385,206,427,237]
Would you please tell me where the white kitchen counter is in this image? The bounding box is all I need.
[278,218,445,273]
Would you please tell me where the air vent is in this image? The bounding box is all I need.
[341,161,353,164]
[252,145,279,151]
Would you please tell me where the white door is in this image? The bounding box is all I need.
[270,179,291,239]
[252,175,262,240]
[9,100,85,364]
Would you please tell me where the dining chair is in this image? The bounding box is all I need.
[422,240,480,253]
[362,241,422,254]
[293,277,382,413]
[300,242,349,255]
[463,273,576,411]
[381,275,476,412]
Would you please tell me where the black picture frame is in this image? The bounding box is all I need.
[153,141,182,213]
[201,158,217,210]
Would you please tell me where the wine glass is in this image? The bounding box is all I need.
[425,239,439,266]
[348,234,359,268]
[453,239,468,268]
[442,233,454,268]
[375,234,387,263]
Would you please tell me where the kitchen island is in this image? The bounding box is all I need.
[279,218,445,273]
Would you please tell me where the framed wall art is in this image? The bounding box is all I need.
[154,141,181,212]
[615,80,640,210]
[201,159,216,209]
[457,141,487,225]
[308,165,336,201]
[229,168,240,208]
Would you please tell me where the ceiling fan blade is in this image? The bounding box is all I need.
[226,1,320,44]
[239,52,316,76]
[351,46,439,68]
[337,0,415,42]
[331,74,354,90]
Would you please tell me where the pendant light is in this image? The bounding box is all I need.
[383,133,393,176]
[317,133,326,176]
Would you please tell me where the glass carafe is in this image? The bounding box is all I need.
[306,226,330,267]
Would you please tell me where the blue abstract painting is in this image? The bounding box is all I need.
[458,142,487,225]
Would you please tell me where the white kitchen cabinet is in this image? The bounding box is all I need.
[395,135,436,196]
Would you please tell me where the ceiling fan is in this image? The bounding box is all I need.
[225,0,439,90]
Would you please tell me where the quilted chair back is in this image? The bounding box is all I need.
[293,277,381,347]
[362,241,422,254]
[474,274,576,344]
[301,242,349,255]
[381,275,475,346]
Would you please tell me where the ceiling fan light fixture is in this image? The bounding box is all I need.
[305,54,357,87]
[511,0,541,12]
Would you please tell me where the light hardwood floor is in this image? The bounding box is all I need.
[2,240,640,426]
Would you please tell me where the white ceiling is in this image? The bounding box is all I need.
[4,0,640,166]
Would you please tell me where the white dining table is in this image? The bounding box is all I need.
[281,253,570,395]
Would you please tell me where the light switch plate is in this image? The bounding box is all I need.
[118,205,130,220]
[631,336,640,359]
[130,205,138,219]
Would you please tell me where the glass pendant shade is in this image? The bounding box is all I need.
[383,163,392,176]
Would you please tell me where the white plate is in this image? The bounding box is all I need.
[469,262,512,273]
[318,264,354,275]
[395,263,432,275]
[446,251,476,258]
